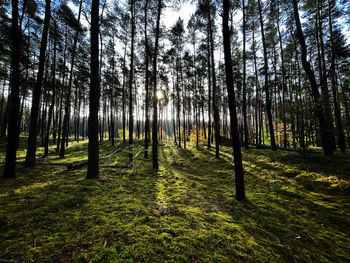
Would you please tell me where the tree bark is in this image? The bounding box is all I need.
[144,0,150,158]
[44,22,57,156]
[207,31,211,149]
[292,0,334,155]
[223,0,245,201]
[242,0,249,150]
[25,0,51,167]
[87,0,100,179]
[208,2,220,157]
[257,0,276,151]
[128,0,135,161]
[277,7,287,148]
[328,0,345,152]
[3,0,21,178]
[60,0,83,157]
[152,0,162,169]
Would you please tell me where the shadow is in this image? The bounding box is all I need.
[0,140,349,262]
[154,143,350,262]
[0,140,160,262]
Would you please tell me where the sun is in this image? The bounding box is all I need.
[156,90,163,100]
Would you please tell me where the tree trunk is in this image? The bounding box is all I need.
[152,0,162,169]
[316,0,336,151]
[25,0,51,167]
[60,0,83,157]
[122,43,127,142]
[223,0,245,201]
[144,0,150,158]
[328,0,345,152]
[87,0,100,179]
[208,4,220,157]
[292,0,334,155]
[277,7,287,148]
[1,96,9,137]
[177,60,181,147]
[242,0,249,150]
[3,0,21,178]
[44,25,57,157]
[252,19,260,146]
[128,0,135,161]
[257,0,276,151]
[207,32,211,149]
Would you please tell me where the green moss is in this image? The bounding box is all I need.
[0,137,349,262]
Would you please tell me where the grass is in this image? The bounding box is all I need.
[0,137,349,262]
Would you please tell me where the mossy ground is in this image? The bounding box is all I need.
[0,137,349,262]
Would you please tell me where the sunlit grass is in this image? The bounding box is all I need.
[0,137,349,262]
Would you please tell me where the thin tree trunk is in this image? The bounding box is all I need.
[328,0,345,152]
[144,0,150,158]
[257,0,276,151]
[122,43,127,142]
[242,0,248,150]
[207,32,211,149]
[44,25,57,156]
[152,0,162,169]
[292,0,334,155]
[208,4,220,157]
[25,0,51,167]
[277,7,287,148]
[60,0,83,157]
[128,0,135,161]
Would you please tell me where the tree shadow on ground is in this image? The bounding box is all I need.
[163,143,350,262]
[0,140,349,262]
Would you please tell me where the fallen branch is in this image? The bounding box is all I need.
[67,144,125,170]
[100,165,130,169]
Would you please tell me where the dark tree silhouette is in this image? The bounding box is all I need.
[292,0,334,155]
[3,0,21,178]
[222,0,245,201]
[152,0,162,170]
[25,0,51,167]
[87,0,100,179]
[257,0,276,151]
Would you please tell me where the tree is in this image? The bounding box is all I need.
[87,0,100,179]
[276,1,287,148]
[144,0,150,158]
[3,0,21,178]
[222,0,245,201]
[207,0,220,158]
[242,0,249,150]
[60,0,83,158]
[128,0,135,161]
[169,18,185,148]
[257,0,276,151]
[25,0,51,167]
[152,0,162,169]
[44,20,58,157]
[292,0,334,155]
[328,0,346,152]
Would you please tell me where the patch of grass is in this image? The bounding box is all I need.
[0,137,349,262]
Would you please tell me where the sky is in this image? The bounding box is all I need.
[162,2,196,28]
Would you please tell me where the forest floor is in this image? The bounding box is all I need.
[0,137,350,262]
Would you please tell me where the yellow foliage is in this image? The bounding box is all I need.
[189,126,207,144]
